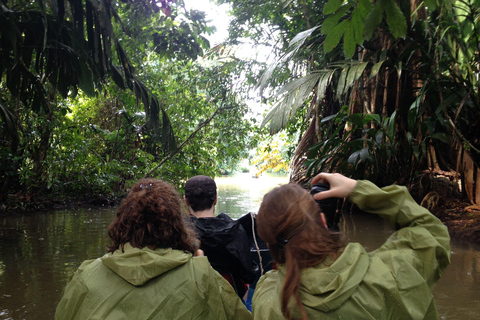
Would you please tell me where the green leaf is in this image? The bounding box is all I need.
[345,64,357,91]
[355,62,369,80]
[323,0,343,15]
[387,111,397,141]
[110,64,125,90]
[336,67,348,99]
[424,0,440,11]
[431,133,450,144]
[324,20,348,53]
[357,0,372,18]
[351,7,365,44]
[321,113,339,123]
[384,0,407,39]
[348,147,369,165]
[321,4,352,35]
[316,69,336,99]
[291,76,319,116]
[369,60,385,79]
[363,2,383,40]
[347,113,363,127]
[276,72,322,96]
[408,92,424,132]
[395,61,402,79]
[343,22,356,58]
[290,26,320,46]
[348,149,362,164]
[364,113,381,124]
[78,63,95,97]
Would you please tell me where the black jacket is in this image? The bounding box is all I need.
[189,213,256,297]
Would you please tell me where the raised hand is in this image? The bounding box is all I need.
[311,173,357,201]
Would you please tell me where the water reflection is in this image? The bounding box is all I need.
[0,174,479,319]
[0,208,115,320]
[215,173,289,218]
[434,240,480,319]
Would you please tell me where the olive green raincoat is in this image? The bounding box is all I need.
[55,244,252,320]
[252,181,451,320]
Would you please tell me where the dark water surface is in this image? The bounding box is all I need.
[0,173,479,319]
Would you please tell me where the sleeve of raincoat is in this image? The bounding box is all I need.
[349,180,451,288]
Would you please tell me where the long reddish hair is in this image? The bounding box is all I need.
[107,178,198,254]
[257,183,344,320]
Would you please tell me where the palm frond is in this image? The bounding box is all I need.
[262,60,371,134]
[262,70,326,133]
[257,26,320,95]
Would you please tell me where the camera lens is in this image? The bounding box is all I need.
[310,183,339,231]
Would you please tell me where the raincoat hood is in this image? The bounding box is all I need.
[101,243,191,286]
[56,243,253,320]
[279,243,369,312]
[191,213,240,247]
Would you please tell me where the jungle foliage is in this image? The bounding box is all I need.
[222,0,480,203]
[0,0,260,211]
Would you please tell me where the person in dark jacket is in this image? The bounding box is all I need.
[184,175,256,299]
[55,178,251,320]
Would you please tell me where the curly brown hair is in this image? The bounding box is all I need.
[257,183,344,320]
[107,178,198,254]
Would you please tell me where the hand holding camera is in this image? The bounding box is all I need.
[310,173,357,231]
[311,173,357,200]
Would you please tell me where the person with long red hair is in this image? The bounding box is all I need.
[252,172,450,320]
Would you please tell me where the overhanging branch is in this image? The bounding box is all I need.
[142,99,232,178]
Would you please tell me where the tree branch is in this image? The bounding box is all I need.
[142,99,231,178]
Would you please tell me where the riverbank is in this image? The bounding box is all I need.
[0,196,120,215]
[432,197,480,243]
[2,184,479,245]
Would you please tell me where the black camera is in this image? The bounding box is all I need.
[310,183,340,231]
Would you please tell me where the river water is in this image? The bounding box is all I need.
[0,173,479,319]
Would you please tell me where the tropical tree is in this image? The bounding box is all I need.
[223,0,480,204]
[0,0,212,204]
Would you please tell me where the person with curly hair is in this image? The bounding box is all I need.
[252,173,451,320]
[55,178,252,320]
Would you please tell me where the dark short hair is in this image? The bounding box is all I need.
[107,178,198,254]
[184,175,217,212]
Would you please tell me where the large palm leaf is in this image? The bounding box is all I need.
[0,0,179,153]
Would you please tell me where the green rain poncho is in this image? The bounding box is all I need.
[55,244,252,320]
[252,180,451,320]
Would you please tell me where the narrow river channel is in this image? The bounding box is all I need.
[0,173,479,319]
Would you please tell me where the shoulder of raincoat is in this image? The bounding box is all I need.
[190,213,256,284]
[252,180,451,320]
[55,243,252,320]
